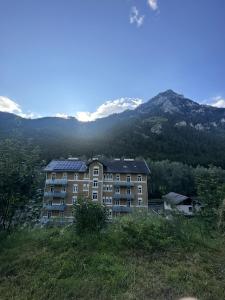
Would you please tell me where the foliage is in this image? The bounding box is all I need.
[112,214,175,251]
[73,199,108,234]
[194,165,225,228]
[218,199,225,232]
[147,159,195,197]
[0,139,42,231]
[0,216,225,300]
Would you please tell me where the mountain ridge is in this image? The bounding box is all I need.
[1,90,225,166]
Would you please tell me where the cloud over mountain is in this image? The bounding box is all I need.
[0,96,40,118]
[211,96,225,108]
[0,96,22,114]
[76,97,143,122]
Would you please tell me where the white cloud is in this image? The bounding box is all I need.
[147,0,158,11]
[211,96,225,108]
[76,97,143,122]
[0,96,22,114]
[55,113,69,119]
[129,6,145,27]
[0,95,40,118]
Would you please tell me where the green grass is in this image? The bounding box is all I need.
[0,216,225,300]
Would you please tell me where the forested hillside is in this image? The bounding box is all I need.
[1,90,225,166]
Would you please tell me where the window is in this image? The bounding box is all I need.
[72,196,77,204]
[47,211,52,218]
[104,197,112,205]
[93,179,98,187]
[115,200,120,206]
[138,185,142,194]
[127,188,131,195]
[116,174,120,181]
[127,200,131,207]
[92,191,98,201]
[137,175,142,182]
[60,199,65,205]
[138,198,142,206]
[84,173,89,179]
[74,173,78,180]
[104,184,112,192]
[73,184,78,193]
[50,186,54,192]
[61,186,66,192]
[104,173,112,181]
[51,173,56,180]
[126,175,131,182]
[93,167,99,176]
[83,184,89,191]
[62,172,67,179]
[115,187,120,194]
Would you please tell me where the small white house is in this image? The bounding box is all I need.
[163,192,201,216]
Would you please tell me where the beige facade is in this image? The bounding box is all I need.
[42,158,149,222]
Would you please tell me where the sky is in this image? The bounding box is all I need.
[0,0,225,121]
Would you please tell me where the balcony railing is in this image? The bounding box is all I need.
[113,194,134,200]
[112,206,132,213]
[44,191,66,198]
[114,181,134,187]
[43,204,67,211]
[46,179,67,185]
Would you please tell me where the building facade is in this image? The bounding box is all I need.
[42,158,150,223]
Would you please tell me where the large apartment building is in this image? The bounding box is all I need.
[42,158,150,223]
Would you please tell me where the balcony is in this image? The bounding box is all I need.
[46,179,67,185]
[112,206,132,213]
[43,204,66,211]
[113,194,134,200]
[114,181,134,187]
[44,191,66,198]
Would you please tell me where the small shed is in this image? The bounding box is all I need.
[163,192,201,216]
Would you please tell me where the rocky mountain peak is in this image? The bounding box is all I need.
[137,89,200,115]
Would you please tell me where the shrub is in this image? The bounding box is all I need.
[113,214,175,252]
[73,199,108,234]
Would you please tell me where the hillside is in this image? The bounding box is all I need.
[1,90,225,166]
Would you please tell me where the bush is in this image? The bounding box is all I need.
[112,214,175,252]
[73,199,108,234]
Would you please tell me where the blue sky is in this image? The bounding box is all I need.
[0,0,225,120]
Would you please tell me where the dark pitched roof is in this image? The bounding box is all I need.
[163,192,191,205]
[44,160,87,172]
[99,159,150,174]
[44,158,150,174]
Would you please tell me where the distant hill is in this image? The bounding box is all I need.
[1,90,225,166]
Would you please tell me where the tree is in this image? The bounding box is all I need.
[73,198,108,234]
[0,139,41,231]
[194,165,225,228]
[147,159,195,198]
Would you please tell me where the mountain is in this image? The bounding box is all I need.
[1,90,225,166]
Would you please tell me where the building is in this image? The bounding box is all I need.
[163,192,201,216]
[41,158,150,223]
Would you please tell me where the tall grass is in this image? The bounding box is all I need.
[0,215,224,300]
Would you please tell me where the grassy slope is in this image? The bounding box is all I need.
[0,221,225,300]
